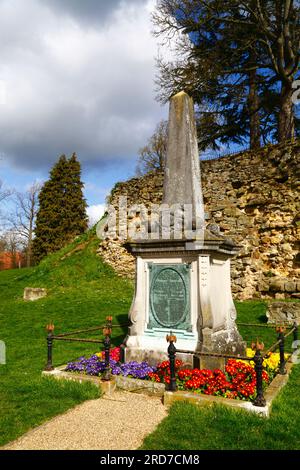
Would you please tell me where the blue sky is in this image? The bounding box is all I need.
[0,0,168,224]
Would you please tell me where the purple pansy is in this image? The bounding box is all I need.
[65,355,156,379]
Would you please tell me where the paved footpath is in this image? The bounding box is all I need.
[2,391,167,450]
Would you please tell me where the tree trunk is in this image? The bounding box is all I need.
[248,68,261,150]
[26,224,33,267]
[278,83,295,142]
[26,243,32,267]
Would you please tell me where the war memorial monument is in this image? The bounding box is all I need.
[124,91,245,364]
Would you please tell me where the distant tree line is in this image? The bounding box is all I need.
[0,154,88,268]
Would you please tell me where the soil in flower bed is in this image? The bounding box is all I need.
[65,347,285,402]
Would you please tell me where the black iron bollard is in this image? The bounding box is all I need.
[253,347,266,407]
[278,328,287,375]
[119,343,126,364]
[102,327,111,381]
[44,323,54,371]
[166,333,177,392]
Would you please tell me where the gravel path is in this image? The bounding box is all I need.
[2,392,167,450]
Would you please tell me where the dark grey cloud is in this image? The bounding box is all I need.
[41,0,143,26]
[0,0,167,173]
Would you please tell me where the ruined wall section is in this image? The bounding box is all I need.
[98,141,300,300]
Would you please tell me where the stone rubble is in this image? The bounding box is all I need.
[266,301,300,324]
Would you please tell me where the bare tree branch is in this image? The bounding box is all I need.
[9,182,41,267]
[136,121,168,175]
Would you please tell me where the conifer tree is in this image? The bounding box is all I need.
[32,154,88,262]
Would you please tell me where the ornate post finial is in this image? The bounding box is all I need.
[46,322,55,333]
[166,332,177,344]
[251,339,264,352]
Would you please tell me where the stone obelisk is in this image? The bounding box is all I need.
[124,91,245,365]
[163,91,204,232]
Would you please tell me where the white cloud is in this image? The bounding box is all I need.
[0,0,167,172]
[87,204,106,227]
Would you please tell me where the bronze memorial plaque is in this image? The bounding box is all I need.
[148,264,191,331]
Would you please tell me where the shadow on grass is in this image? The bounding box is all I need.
[258,314,268,324]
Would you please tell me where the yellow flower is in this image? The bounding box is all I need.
[246,348,256,358]
[246,347,289,371]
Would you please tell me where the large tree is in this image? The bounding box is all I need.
[153,0,300,149]
[32,154,88,262]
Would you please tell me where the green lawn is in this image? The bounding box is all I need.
[142,363,300,450]
[235,300,296,353]
[0,230,298,449]
[0,230,133,446]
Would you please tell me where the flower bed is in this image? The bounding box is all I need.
[65,347,156,380]
[65,346,287,402]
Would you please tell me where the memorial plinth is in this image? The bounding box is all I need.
[125,234,244,364]
[124,91,245,364]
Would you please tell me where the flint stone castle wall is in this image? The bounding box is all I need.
[98,140,300,300]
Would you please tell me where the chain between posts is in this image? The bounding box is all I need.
[237,321,296,329]
[44,316,120,375]
[176,348,250,361]
[52,337,103,344]
[53,321,130,338]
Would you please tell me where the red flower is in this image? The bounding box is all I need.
[148,372,161,383]
[149,358,270,401]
